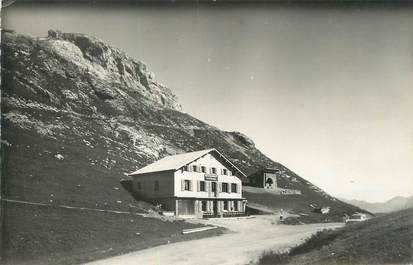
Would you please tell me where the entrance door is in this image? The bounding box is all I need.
[213,201,218,216]
[265,177,274,189]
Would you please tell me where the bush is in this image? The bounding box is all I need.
[257,250,290,265]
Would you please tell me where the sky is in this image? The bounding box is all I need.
[3,2,413,202]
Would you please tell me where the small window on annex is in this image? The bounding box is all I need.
[154,180,159,191]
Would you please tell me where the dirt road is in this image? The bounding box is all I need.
[85,215,342,265]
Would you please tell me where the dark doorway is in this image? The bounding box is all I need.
[213,201,218,216]
[265,178,274,189]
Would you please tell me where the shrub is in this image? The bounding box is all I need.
[257,250,290,265]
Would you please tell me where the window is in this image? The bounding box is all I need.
[154,180,159,191]
[137,182,142,190]
[183,165,189,171]
[211,182,217,192]
[199,181,206,192]
[234,201,238,211]
[223,201,228,211]
[231,183,237,193]
[184,180,191,191]
[201,166,206,173]
[222,183,228,193]
[228,170,232,176]
[192,165,198,172]
[201,201,207,211]
[211,167,217,174]
[222,169,228,175]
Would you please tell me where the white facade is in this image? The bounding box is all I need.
[174,153,242,199]
[129,149,247,218]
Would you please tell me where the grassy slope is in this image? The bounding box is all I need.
[258,208,413,265]
[2,202,223,265]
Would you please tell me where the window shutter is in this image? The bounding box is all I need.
[209,167,212,174]
[189,180,193,191]
[221,168,224,175]
[181,180,185,191]
[197,181,200,192]
[228,184,232,193]
[206,181,210,192]
[218,182,222,193]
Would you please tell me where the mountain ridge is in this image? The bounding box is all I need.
[341,195,413,213]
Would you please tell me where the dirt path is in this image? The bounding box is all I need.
[85,215,343,265]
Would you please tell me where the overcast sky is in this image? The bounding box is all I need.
[3,2,413,202]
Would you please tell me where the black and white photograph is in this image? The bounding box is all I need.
[0,1,412,264]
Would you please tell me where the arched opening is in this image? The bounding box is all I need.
[265,178,274,189]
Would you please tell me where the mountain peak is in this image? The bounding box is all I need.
[7,29,182,112]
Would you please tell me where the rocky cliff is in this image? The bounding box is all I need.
[1,30,363,217]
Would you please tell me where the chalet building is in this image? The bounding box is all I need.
[128,149,247,218]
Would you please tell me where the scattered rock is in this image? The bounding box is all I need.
[55,154,64,160]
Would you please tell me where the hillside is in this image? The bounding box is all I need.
[258,207,413,265]
[341,196,413,214]
[2,30,365,263]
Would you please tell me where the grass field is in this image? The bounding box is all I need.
[257,207,413,265]
[1,202,224,265]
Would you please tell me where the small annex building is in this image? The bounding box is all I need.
[128,149,248,218]
[248,168,280,190]
[248,168,301,195]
